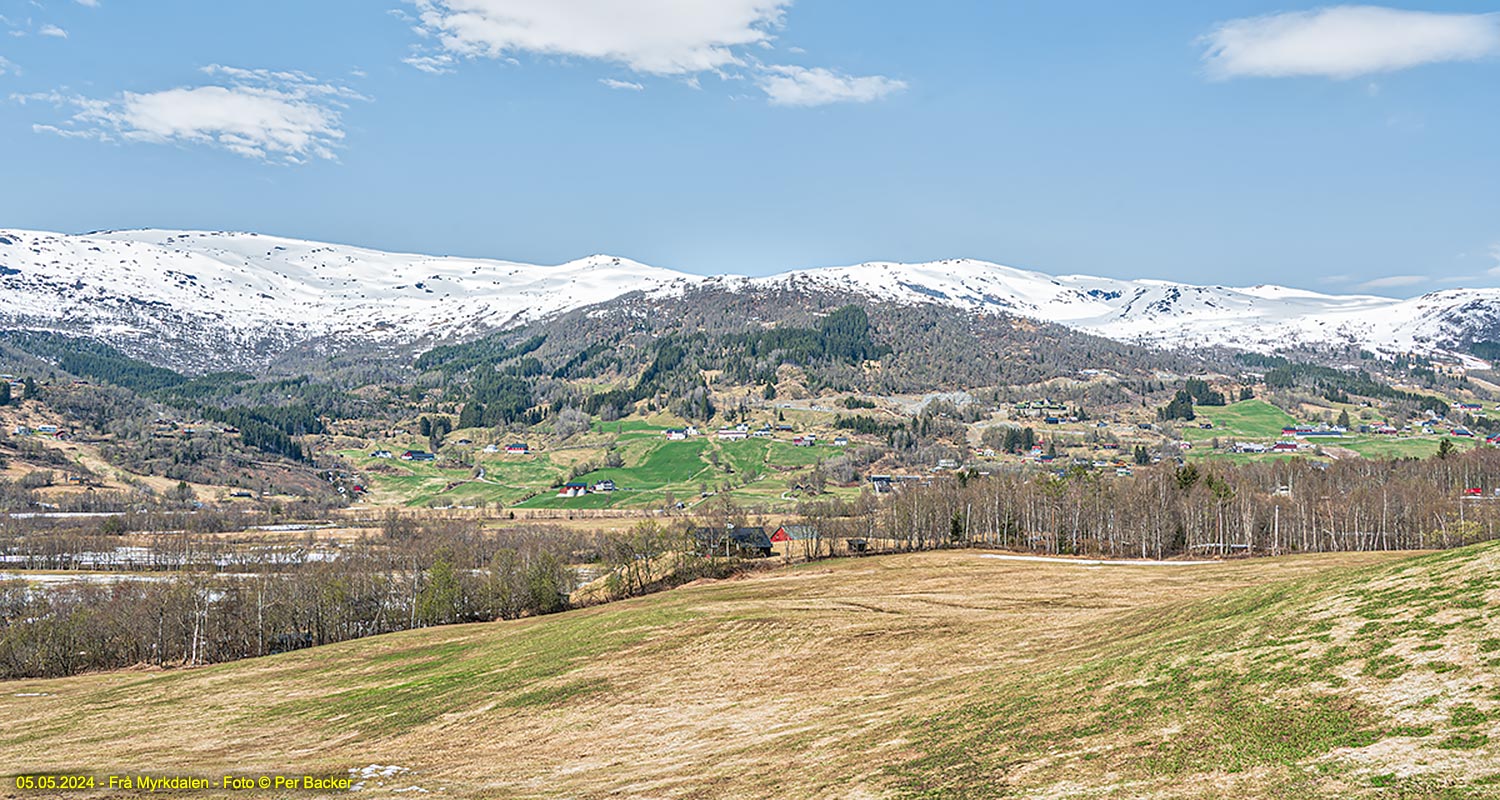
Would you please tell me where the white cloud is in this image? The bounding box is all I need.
[23,65,367,163]
[1488,244,1500,277]
[1202,6,1500,79]
[0,55,14,76]
[38,23,66,38]
[1358,274,1428,290]
[75,0,100,6]
[410,0,790,75]
[402,1,905,106]
[758,65,906,106]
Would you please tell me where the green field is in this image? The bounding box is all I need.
[341,447,577,507]
[342,419,853,511]
[1340,435,1479,460]
[516,435,848,509]
[1181,399,1298,442]
[6,544,1498,798]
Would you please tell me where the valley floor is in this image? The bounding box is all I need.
[3,546,1499,799]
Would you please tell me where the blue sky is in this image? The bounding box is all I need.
[0,1,1497,294]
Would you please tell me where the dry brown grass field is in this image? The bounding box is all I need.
[3,545,1499,799]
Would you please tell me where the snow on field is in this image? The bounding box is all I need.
[348,765,416,793]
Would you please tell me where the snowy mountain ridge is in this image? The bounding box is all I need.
[1,228,1495,370]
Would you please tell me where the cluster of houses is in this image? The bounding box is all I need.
[1013,400,1071,420]
[661,423,845,448]
[10,423,65,438]
[556,479,615,498]
[1282,425,1347,439]
[149,418,238,440]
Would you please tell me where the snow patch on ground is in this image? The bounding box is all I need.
[348,764,414,792]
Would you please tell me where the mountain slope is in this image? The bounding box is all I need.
[3,228,1497,370]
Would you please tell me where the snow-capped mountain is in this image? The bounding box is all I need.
[1,228,1496,370]
[0,229,705,369]
[749,260,1500,362]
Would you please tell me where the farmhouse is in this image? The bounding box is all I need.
[717,428,749,441]
[505,443,530,454]
[771,525,817,543]
[664,429,688,441]
[557,482,589,498]
[401,450,436,461]
[592,479,616,493]
[690,526,773,558]
[371,450,393,459]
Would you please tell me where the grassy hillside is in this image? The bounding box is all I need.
[4,546,1499,798]
[1182,398,1297,441]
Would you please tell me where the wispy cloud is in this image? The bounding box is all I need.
[1202,6,1500,79]
[402,53,455,74]
[1358,274,1428,290]
[758,65,906,107]
[38,23,67,39]
[0,55,15,76]
[599,78,643,91]
[75,0,100,7]
[20,65,369,163]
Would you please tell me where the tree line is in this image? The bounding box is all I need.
[0,517,585,679]
[802,448,1500,560]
